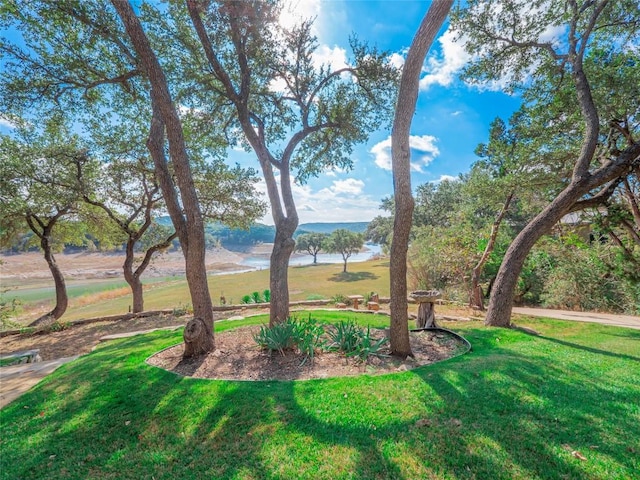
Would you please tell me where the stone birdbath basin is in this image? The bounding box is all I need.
[410,290,441,329]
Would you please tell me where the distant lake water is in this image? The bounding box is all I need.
[240,244,383,269]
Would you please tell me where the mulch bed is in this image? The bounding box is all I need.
[147,325,468,381]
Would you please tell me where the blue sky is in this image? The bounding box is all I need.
[0,1,523,226]
[252,0,522,225]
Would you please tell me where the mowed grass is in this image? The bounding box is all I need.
[9,260,391,323]
[1,312,638,480]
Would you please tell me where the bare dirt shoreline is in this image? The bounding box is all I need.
[0,247,248,283]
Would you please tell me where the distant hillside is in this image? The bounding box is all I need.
[295,222,369,235]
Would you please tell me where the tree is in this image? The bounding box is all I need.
[295,233,327,264]
[183,0,398,325]
[389,0,453,357]
[413,179,463,228]
[325,229,364,273]
[365,215,393,248]
[1,1,214,355]
[0,124,91,326]
[111,0,216,356]
[453,0,640,327]
[77,155,177,314]
[591,169,640,292]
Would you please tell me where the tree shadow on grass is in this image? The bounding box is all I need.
[602,329,640,340]
[407,327,640,479]
[3,325,639,479]
[536,335,640,362]
[1,331,406,479]
[329,271,379,282]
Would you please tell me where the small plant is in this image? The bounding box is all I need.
[19,326,35,336]
[172,303,192,317]
[331,293,351,306]
[0,296,21,330]
[253,318,297,355]
[240,294,253,304]
[251,291,264,303]
[306,293,325,301]
[328,319,360,353]
[263,289,270,302]
[48,321,70,333]
[347,326,389,362]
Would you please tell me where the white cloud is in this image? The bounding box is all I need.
[419,28,471,90]
[388,52,405,70]
[312,44,349,70]
[0,114,17,130]
[418,3,569,93]
[451,110,463,117]
[255,175,379,224]
[325,178,364,195]
[299,204,317,212]
[279,0,322,33]
[370,137,393,170]
[435,174,458,183]
[278,0,348,46]
[370,135,440,172]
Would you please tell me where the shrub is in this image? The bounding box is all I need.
[254,315,389,364]
[294,315,325,365]
[47,321,70,333]
[306,293,325,301]
[240,294,253,304]
[253,319,297,355]
[328,320,360,353]
[347,326,389,362]
[251,291,264,303]
[253,315,326,365]
[0,296,21,330]
[172,303,192,317]
[331,293,351,306]
[263,289,270,302]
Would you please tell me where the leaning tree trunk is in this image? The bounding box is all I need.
[30,232,68,327]
[486,173,629,327]
[389,0,453,358]
[113,0,214,356]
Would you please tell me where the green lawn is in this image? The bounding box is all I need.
[1,313,638,479]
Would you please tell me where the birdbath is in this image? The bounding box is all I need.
[410,290,441,329]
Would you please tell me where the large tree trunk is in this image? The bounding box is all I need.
[270,221,296,325]
[29,221,68,327]
[469,191,513,310]
[113,0,214,356]
[389,0,453,358]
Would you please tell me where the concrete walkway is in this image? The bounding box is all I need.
[513,307,640,330]
[0,356,79,409]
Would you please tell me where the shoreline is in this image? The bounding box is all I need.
[1,243,381,288]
